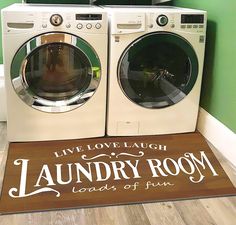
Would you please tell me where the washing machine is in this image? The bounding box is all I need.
[104,6,207,136]
[1,4,108,142]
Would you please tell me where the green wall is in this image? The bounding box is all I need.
[26,0,156,4]
[174,0,236,133]
[0,0,21,64]
[26,0,90,3]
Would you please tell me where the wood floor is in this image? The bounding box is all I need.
[0,122,236,225]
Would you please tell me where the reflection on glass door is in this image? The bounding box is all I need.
[11,33,101,113]
[25,43,91,101]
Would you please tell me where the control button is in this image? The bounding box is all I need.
[50,14,63,26]
[86,23,92,29]
[77,23,83,29]
[193,25,198,28]
[156,15,168,27]
[199,25,204,28]
[66,23,71,28]
[199,35,205,43]
[95,23,102,29]
[187,25,192,28]
[115,36,120,42]
[42,24,47,28]
[181,25,186,29]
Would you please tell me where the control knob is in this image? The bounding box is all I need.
[156,15,168,27]
[50,14,63,26]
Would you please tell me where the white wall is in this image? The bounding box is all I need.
[0,64,7,121]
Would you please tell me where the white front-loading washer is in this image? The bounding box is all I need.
[104,6,207,136]
[1,4,108,142]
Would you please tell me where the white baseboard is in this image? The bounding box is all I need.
[197,107,236,167]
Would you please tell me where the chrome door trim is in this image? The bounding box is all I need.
[11,32,101,113]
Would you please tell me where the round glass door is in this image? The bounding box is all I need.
[118,32,199,109]
[11,32,101,113]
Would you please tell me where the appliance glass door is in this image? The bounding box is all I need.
[11,32,101,113]
[118,32,199,109]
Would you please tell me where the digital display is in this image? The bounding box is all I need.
[181,14,204,24]
[76,14,102,20]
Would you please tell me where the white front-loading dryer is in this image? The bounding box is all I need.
[104,6,207,136]
[1,4,108,142]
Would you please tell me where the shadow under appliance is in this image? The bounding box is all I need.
[2,4,108,141]
[104,6,207,136]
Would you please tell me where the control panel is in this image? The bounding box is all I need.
[111,11,206,35]
[34,12,108,33]
[41,13,104,32]
[180,14,205,30]
[2,6,107,35]
[148,12,206,33]
[74,13,103,31]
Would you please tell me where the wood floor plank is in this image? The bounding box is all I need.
[45,210,77,225]
[91,205,151,225]
[0,214,29,225]
[228,197,236,207]
[0,122,7,152]
[0,205,152,225]
[23,205,151,225]
[0,150,8,189]
[201,197,236,225]
[143,202,186,225]
[173,200,217,225]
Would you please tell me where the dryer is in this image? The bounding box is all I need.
[1,4,108,141]
[104,6,207,136]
